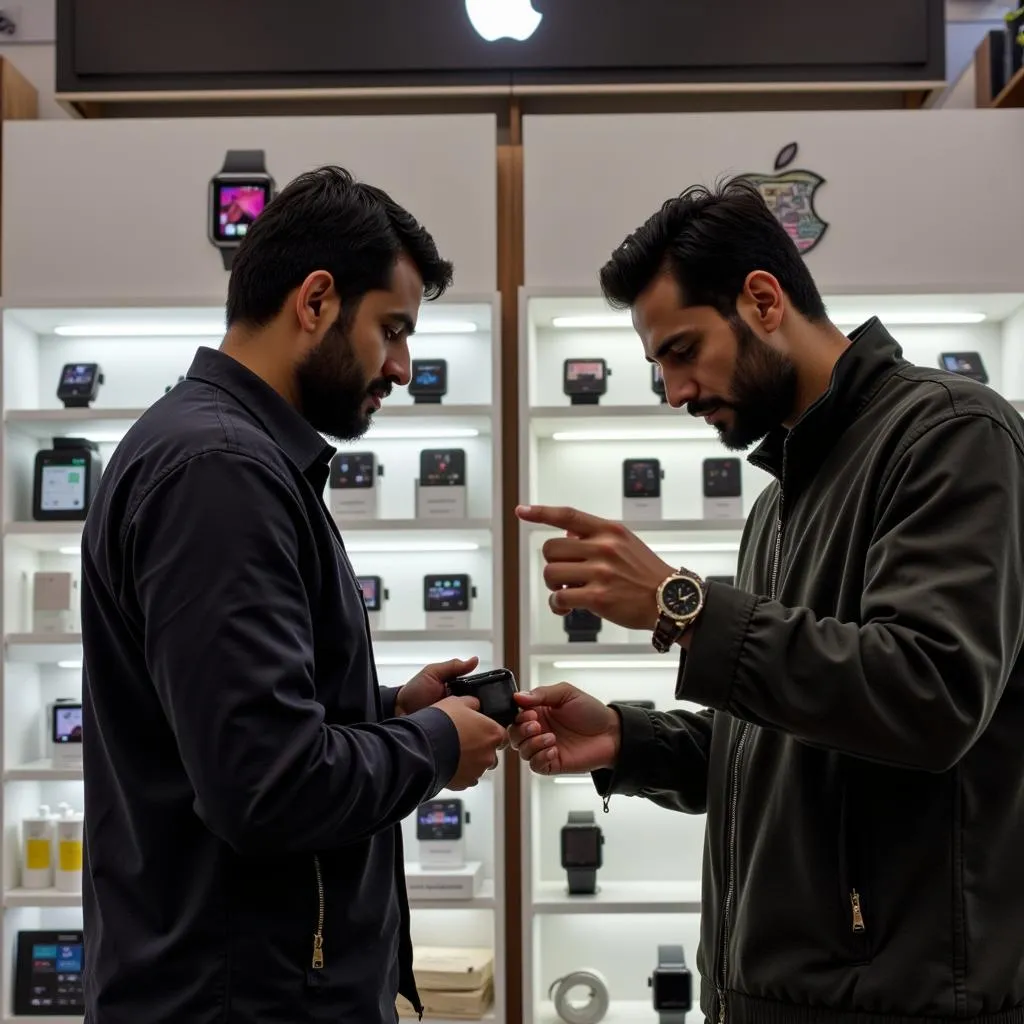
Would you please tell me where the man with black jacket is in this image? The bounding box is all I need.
[511,179,1024,1024]
[80,166,508,1023]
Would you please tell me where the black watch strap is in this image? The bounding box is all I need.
[566,811,597,895]
[657,944,688,1024]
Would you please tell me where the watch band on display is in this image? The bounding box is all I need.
[566,811,597,895]
[218,150,267,270]
[656,944,689,1024]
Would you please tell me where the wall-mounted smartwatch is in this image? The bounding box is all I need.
[939,351,988,384]
[564,608,602,643]
[14,930,85,1016]
[563,358,609,405]
[623,457,663,521]
[356,575,388,630]
[561,810,603,895]
[652,363,667,404]
[208,149,276,270]
[416,798,467,869]
[703,456,743,519]
[57,363,104,409]
[33,438,102,522]
[329,451,382,520]
[424,574,475,630]
[419,449,466,487]
[648,944,692,1022]
[409,359,449,404]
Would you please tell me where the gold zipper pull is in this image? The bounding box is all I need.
[311,931,324,970]
[850,889,866,933]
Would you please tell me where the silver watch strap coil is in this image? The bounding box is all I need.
[549,967,610,1024]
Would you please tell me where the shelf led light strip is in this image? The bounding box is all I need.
[366,427,480,440]
[551,311,987,330]
[52,320,478,338]
[345,540,480,553]
[550,428,712,442]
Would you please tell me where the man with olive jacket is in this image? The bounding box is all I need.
[511,179,1024,1024]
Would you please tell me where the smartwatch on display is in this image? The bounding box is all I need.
[562,358,609,405]
[623,458,662,499]
[50,699,83,769]
[356,576,386,612]
[33,438,102,522]
[564,608,602,643]
[648,944,692,1022]
[560,811,603,895]
[423,574,473,613]
[330,451,379,490]
[652,363,667,404]
[416,798,467,869]
[939,351,989,384]
[208,150,276,270]
[409,359,449,404]
[419,448,466,487]
[57,363,103,409]
[703,457,742,499]
[14,930,85,1016]
[652,570,705,653]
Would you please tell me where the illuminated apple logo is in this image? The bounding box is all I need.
[743,143,829,255]
[465,0,543,42]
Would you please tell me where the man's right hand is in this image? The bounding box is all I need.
[435,696,508,790]
[508,683,621,776]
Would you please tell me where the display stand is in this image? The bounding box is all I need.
[0,114,508,1024]
[518,107,1024,1024]
[416,482,468,521]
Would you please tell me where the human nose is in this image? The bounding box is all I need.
[385,344,411,388]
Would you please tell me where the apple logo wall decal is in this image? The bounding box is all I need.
[742,143,829,255]
[465,0,543,42]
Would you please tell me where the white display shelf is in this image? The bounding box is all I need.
[531,406,715,441]
[4,759,82,782]
[6,634,82,663]
[533,881,701,915]
[407,878,497,911]
[529,644,669,659]
[524,520,744,535]
[4,407,150,438]
[537,1000,661,1023]
[3,522,83,551]
[3,888,81,908]
[338,519,495,534]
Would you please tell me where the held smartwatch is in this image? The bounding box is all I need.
[648,944,692,1022]
[652,570,706,653]
[560,811,604,895]
[208,150,276,270]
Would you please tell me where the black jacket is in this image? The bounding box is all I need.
[80,347,460,1023]
[596,320,1024,1024]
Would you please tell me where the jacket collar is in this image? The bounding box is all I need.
[748,317,907,485]
[186,346,336,476]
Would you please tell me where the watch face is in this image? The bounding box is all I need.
[330,452,376,489]
[563,359,607,395]
[39,457,89,513]
[623,458,661,499]
[416,800,462,841]
[410,359,448,396]
[59,364,97,390]
[356,576,381,612]
[52,704,83,745]
[211,178,273,243]
[561,826,601,867]
[703,457,742,499]
[419,449,465,487]
[424,575,470,612]
[653,969,692,1010]
[940,352,988,383]
[660,576,702,619]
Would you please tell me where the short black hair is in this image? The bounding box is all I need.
[599,177,826,322]
[226,165,454,328]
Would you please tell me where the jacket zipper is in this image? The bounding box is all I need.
[850,889,866,932]
[312,854,325,970]
[717,488,785,1024]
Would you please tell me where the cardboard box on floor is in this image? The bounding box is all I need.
[396,947,495,1020]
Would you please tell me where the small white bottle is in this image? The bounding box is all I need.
[21,804,56,889]
[55,805,84,893]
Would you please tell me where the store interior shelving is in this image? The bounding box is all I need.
[0,295,507,1023]
[517,287,1024,1024]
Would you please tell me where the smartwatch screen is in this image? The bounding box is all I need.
[410,359,448,396]
[52,704,83,745]
[212,180,272,242]
[424,575,470,612]
[419,449,465,487]
[416,800,462,840]
[564,359,606,394]
[703,458,742,499]
[357,576,381,612]
[562,827,600,865]
[623,459,661,499]
[330,452,376,489]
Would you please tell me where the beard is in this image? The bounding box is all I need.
[689,316,798,451]
[295,310,392,443]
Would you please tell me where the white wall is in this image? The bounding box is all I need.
[523,110,1024,295]
[2,115,499,301]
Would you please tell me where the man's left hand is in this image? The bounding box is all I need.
[396,656,480,716]
[515,504,675,631]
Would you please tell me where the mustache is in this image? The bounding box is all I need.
[687,399,731,417]
[368,379,394,400]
